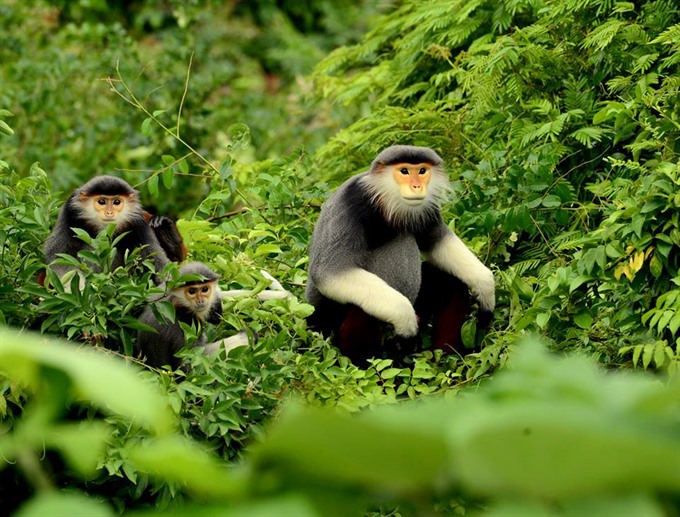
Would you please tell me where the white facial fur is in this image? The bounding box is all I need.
[360,164,450,227]
[317,268,418,337]
[425,232,495,311]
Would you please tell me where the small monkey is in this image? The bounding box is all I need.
[44,175,170,282]
[136,262,248,369]
[306,145,495,365]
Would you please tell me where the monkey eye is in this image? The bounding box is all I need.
[97,198,107,205]
[399,167,409,175]
[419,168,427,175]
[112,198,122,205]
[188,287,197,295]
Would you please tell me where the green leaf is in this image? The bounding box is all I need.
[642,345,654,369]
[535,312,550,329]
[46,421,111,476]
[541,195,561,208]
[254,244,282,257]
[227,122,251,149]
[141,117,152,136]
[162,168,174,189]
[16,492,114,517]
[0,120,14,136]
[573,312,593,330]
[148,174,159,198]
[124,496,321,517]
[653,345,667,368]
[250,402,450,493]
[219,161,233,180]
[0,327,175,434]
[178,158,189,174]
[128,435,246,498]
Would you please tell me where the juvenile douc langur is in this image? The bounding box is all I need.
[44,175,171,283]
[305,145,495,365]
[136,262,249,369]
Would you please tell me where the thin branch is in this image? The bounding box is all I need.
[207,206,252,222]
[106,60,253,209]
[529,213,558,257]
[177,53,194,138]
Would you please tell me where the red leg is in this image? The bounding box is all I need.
[430,290,471,354]
[415,263,472,356]
[338,305,383,366]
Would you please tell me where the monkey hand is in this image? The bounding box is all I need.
[148,215,171,229]
[391,301,419,338]
[477,308,494,329]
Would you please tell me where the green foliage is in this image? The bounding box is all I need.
[0,0,377,213]
[23,224,167,355]
[0,164,55,327]
[3,332,678,515]
[248,339,679,515]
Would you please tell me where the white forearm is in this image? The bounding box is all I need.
[317,268,418,336]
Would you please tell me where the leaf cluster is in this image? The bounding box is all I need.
[2,332,678,516]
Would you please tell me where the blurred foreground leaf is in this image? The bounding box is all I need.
[0,326,176,435]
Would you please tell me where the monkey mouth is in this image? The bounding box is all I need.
[402,197,426,205]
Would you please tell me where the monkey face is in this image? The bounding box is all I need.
[93,195,127,221]
[390,163,432,205]
[178,281,216,320]
[78,193,134,231]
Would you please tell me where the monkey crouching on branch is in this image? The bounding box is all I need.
[306,145,495,366]
[136,262,249,370]
[43,175,175,284]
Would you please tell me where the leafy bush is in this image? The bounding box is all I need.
[0,165,55,328]
[2,330,678,515]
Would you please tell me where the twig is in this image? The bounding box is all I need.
[177,52,193,138]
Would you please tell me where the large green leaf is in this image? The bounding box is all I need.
[0,326,175,435]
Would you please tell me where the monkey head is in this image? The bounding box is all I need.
[72,175,142,232]
[362,145,450,225]
[171,262,221,322]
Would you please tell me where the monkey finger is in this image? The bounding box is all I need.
[393,313,419,338]
[148,215,167,228]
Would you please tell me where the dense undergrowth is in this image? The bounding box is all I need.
[1,0,679,515]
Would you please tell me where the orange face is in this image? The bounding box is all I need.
[91,195,128,223]
[390,162,432,203]
[182,282,215,310]
[390,162,432,204]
